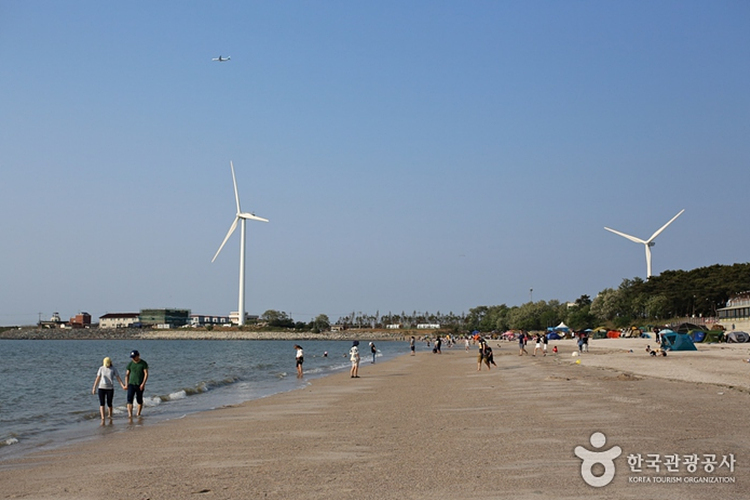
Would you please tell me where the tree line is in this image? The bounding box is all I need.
[257,263,750,333]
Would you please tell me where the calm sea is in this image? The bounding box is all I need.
[0,339,411,461]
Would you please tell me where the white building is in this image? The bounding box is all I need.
[99,313,140,329]
[229,312,259,326]
[190,314,232,327]
[717,293,750,332]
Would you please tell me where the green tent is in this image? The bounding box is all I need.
[660,330,697,351]
[703,330,725,343]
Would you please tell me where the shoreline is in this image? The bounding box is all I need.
[0,327,414,341]
[2,339,749,499]
[0,340,409,464]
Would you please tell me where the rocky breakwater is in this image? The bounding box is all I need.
[0,327,413,342]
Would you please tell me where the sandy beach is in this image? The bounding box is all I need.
[1,338,749,499]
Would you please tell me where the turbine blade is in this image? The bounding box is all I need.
[239,212,269,223]
[647,209,685,242]
[211,217,239,262]
[230,161,241,214]
[604,227,646,245]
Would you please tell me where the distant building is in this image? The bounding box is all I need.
[229,312,259,325]
[39,312,66,328]
[417,324,440,329]
[386,324,402,329]
[717,292,750,331]
[99,313,140,329]
[190,314,232,327]
[69,312,92,328]
[139,309,190,328]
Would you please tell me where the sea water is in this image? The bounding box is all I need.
[0,338,411,461]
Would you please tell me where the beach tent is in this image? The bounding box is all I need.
[607,330,620,339]
[726,331,750,343]
[546,332,562,340]
[702,330,724,343]
[675,322,704,334]
[554,322,570,332]
[689,330,706,343]
[622,327,643,338]
[591,327,609,339]
[660,331,697,351]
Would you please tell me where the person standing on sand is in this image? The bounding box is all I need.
[92,357,126,420]
[369,342,377,363]
[350,341,360,378]
[477,338,491,370]
[295,345,304,378]
[518,332,528,356]
[533,334,543,356]
[125,350,148,418]
[410,336,416,355]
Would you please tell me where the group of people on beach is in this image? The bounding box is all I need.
[91,350,148,420]
[293,341,378,380]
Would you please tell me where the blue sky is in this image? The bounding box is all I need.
[1,1,748,325]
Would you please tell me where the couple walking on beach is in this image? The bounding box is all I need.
[91,350,149,420]
[477,338,496,370]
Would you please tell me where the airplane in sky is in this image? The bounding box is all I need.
[212,56,231,62]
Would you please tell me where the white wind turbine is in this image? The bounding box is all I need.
[211,161,269,326]
[604,209,684,279]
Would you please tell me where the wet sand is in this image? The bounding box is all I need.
[1,338,749,499]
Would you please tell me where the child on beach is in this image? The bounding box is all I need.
[646,345,667,357]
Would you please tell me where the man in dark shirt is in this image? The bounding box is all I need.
[125,350,149,418]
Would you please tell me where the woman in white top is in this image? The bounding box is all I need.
[295,345,304,378]
[349,341,360,378]
[92,357,126,420]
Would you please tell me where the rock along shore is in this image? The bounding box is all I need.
[0,327,417,341]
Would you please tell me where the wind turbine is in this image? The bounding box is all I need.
[212,161,269,326]
[604,209,684,279]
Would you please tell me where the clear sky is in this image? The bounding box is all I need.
[1,1,748,326]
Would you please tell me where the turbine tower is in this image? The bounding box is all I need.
[212,161,268,326]
[604,209,684,279]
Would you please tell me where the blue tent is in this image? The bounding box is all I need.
[546,332,562,340]
[660,330,697,351]
[689,330,706,343]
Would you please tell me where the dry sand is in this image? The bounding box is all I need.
[1,338,749,499]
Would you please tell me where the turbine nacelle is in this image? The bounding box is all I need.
[239,212,269,223]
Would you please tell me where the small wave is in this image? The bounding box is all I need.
[166,390,187,401]
[143,396,162,407]
[2,437,19,447]
[185,376,241,396]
